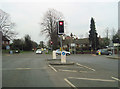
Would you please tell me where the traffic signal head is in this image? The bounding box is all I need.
[50,41,53,45]
[58,21,64,35]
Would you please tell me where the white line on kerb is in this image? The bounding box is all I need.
[16,68,31,70]
[68,77,115,82]
[111,77,120,81]
[59,69,77,72]
[76,63,96,71]
[48,65,57,72]
[64,78,77,89]
[53,66,68,67]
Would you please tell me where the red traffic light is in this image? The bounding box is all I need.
[51,41,53,44]
[59,22,63,25]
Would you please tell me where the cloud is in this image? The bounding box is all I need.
[0,1,118,44]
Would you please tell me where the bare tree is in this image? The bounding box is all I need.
[105,27,109,38]
[40,8,64,50]
[0,9,17,39]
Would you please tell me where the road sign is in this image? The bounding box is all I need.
[62,52,65,55]
[6,45,10,50]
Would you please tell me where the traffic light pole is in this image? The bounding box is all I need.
[60,35,62,51]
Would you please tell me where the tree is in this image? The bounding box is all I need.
[112,33,120,43]
[39,41,44,48]
[99,37,110,48]
[11,39,24,50]
[89,17,99,51]
[41,8,64,50]
[0,9,17,39]
[24,34,32,51]
[70,33,73,38]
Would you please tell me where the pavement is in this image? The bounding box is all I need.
[2,52,119,88]
[106,54,120,59]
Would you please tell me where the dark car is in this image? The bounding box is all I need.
[96,49,112,55]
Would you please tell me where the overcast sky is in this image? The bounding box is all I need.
[0,0,119,44]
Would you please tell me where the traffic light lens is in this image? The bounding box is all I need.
[59,22,63,25]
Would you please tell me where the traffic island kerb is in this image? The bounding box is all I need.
[49,62,75,65]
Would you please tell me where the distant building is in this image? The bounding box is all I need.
[2,35,10,49]
[2,36,10,45]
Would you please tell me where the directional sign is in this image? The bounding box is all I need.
[6,45,10,50]
[62,52,65,56]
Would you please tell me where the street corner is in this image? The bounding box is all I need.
[106,55,120,60]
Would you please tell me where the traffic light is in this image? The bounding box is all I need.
[50,41,53,45]
[58,21,64,35]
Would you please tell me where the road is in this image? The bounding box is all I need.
[2,52,119,88]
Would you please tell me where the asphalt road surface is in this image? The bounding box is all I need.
[2,52,119,88]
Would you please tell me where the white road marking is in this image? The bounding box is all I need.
[64,78,77,89]
[59,69,77,72]
[53,66,68,67]
[111,76,120,81]
[16,68,31,70]
[68,77,115,82]
[79,71,87,73]
[76,63,96,71]
[48,65,57,72]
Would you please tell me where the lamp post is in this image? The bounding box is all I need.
[116,37,119,56]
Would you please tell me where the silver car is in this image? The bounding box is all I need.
[56,49,70,56]
[36,49,42,54]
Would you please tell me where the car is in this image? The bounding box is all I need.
[96,49,112,55]
[56,49,70,56]
[36,49,42,54]
[14,49,20,53]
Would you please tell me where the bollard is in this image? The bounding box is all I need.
[61,51,66,63]
[53,51,56,59]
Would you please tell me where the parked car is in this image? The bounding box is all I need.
[13,49,20,53]
[36,49,42,54]
[56,49,70,56]
[96,49,112,55]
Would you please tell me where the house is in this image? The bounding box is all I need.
[2,35,10,49]
[62,36,89,51]
[2,36,10,46]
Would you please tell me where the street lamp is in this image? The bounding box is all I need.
[116,37,119,56]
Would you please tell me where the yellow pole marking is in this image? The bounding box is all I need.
[68,77,115,82]
[48,65,57,72]
[59,69,77,72]
[76,63,95,71]
[111,77,120,81]
[64,78,77,89]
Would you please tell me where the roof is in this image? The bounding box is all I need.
[75,38,89,44]
[63,38,89,45]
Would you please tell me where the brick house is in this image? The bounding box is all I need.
[2,36,10,49]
